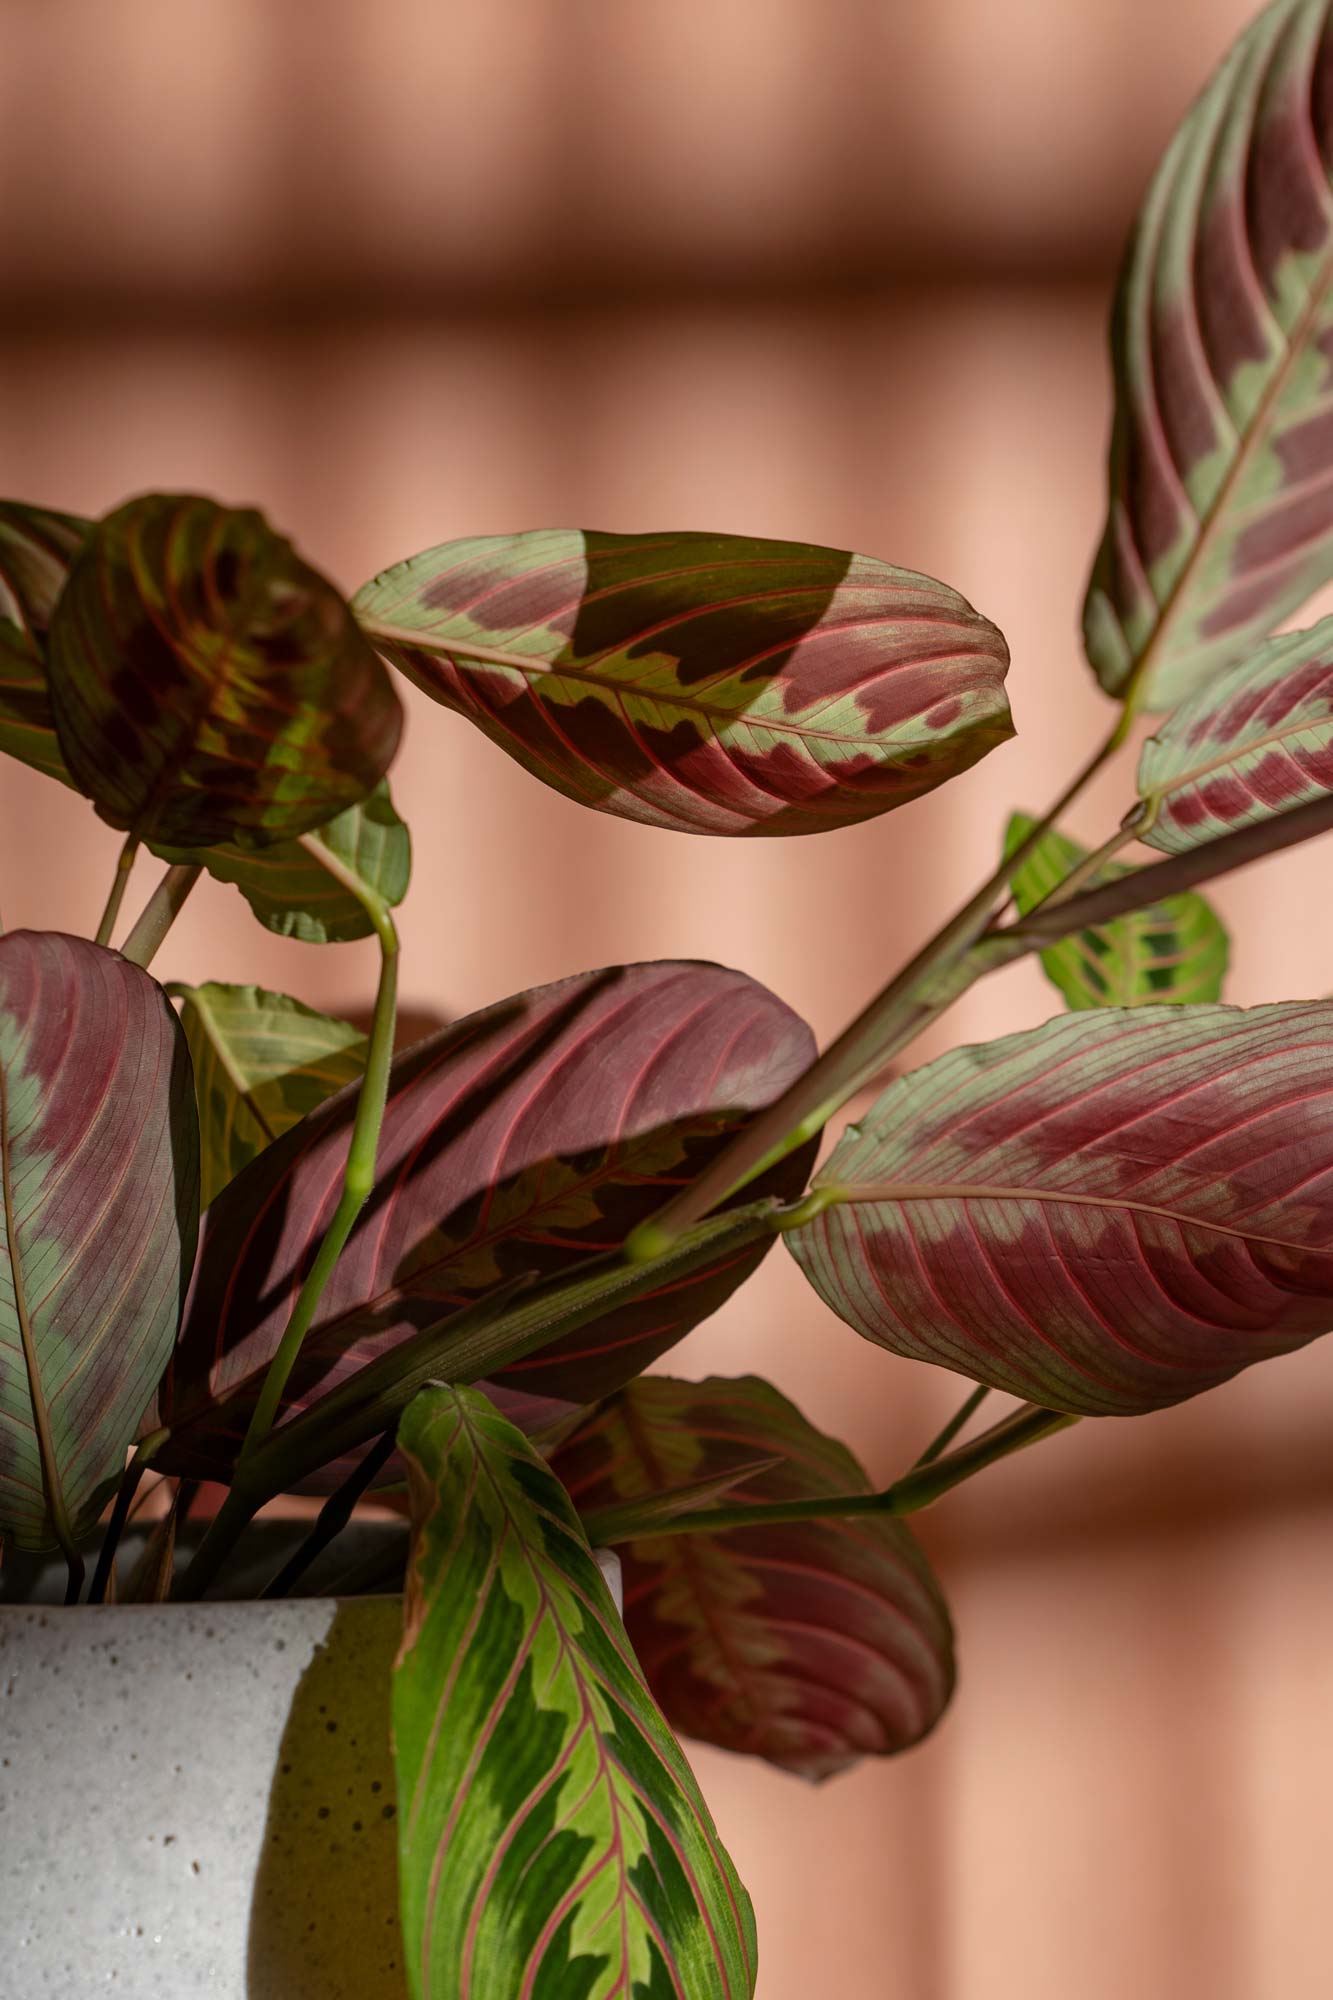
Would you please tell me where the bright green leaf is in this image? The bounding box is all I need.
[170,983,367,1208]
[1004,812,1229,1008]
[393,1384,757,2000]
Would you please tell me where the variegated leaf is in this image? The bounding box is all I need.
[393,1384,757,2000]
[0,931,198,1551]
[1084,0,1333,711]
[354,529,1012,836]
[788,1004,1333,1417]
[170,982,366,1207]
[552,1376,954,1782]
[1137,614,1333,851]
[159,962,815,1478]
[1004,812,1229,1007]
[47,493,403,848]
[152,782,411,944]
[0,501,89,785]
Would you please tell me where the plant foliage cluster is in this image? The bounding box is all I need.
[4,2,1333,1990]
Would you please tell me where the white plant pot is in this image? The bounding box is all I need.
[0,1554,622,1998]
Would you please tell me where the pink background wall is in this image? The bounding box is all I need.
[2,3,1331,1993]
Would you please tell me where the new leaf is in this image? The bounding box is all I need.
[393,1384,757,2000]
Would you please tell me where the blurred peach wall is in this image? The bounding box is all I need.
[2,2,1332,1995]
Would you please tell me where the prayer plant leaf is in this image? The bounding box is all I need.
[551,1375,955,1782]
[1084,0,1333,712]
[788,1003,1333,1417]
[393,1384,757,2000]
[47,493,402,849]
[1137,614,1333,851]
[354,528,1012,836]
[1004,812,1229,1007]
[151,782,412,944]
[0,502,90,787]
[170,982,367,1208]
[0,931,198,1552]
[158,961,816,1478]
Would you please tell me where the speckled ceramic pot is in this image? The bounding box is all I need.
[0,1548,623,1999]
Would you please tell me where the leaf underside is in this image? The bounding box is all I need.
[1004,812,1229,1007]
[393,1385,757,2000]
[552,1375,955,1782]
[0,931,199,1550]
[47,493,403,849]
[1084,0,1333,711]
[1137,612,1333,851]
[354,528,1012,836]
[159,961,816,1480]
[171,982,367,1208]
[789,1003,1333,1416]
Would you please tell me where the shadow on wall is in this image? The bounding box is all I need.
[246,1600,407,2000]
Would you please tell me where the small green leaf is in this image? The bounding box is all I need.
[47,493,403,848]
[152,782,411,944]
[1004,812,1229,1008]
[171,983,367,1208]
[0,502,89,785]
[393,1384,757,2000]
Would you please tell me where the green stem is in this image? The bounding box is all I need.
[237,906,399,1461]
[94,834,140,948]
[618,1403,1079,1543]
[119,862,202,969]
[626,709,1134,1260]
[913,1383,991,1467]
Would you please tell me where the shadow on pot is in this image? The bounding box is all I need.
[246,1599,409,2000]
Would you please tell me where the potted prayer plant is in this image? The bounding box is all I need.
[4,0,1333,1991]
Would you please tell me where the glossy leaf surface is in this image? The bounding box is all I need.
[393,1385,756,2000]
[789,1004,1333,1416]
[552,1375,955,1781]
[171,982,366,1207]
[1138,615,1333,852]
[1004,812,1229,1007]
[48,493,402,847]
[0,502,89,785]
[153,783,411,944]
[1084,0,1333,710]
[0,932,198,1550]
[355,528,1012,836]
[161,961,815,1475]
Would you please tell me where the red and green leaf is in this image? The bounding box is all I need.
[47,493,403,848]
[1137,613,1333,850]
[1084,0,1333,711]
[552,1376,955,1782]
[354,528,1012,836]
[0,501,89,785]
[788,1003,1333,1416]
[159,962,815,1478]
[171,982,367,1207]
[393,1384,756,2000]
[0,931,199,1551]
[151,781,411,944]
[1004,812,1229,1007]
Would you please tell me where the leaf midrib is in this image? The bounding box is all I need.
[819,1179,1320,1254]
